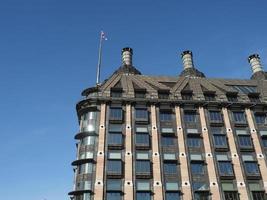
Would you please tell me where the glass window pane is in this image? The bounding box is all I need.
[209,111,222,121]
[213,135,228,148]
[136,192,151,200]
[136,134,150,146]
[233,112,246,123]
[136,160,151,174]
[238,136,253,148]
[244,162,260,175]
[191,163,204,175]
[135,109,148,120]
[166,192,180,200]
[160,111,172,121]
[161,136,175,146]
[187,137,201,148]
[107,160,122,175]
[184,112,197,123]
[108,133,122,145]
[164,163,177,174]
[218,161,234,176]
[166,182,179,191]
[107,179,122,191]
[106,192,122,200]
[136,181,150,191]
[110,108,122,120]
[255,114,266,124]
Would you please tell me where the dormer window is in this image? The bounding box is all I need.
[227,93,238,102]
[158,91,169,99]
[204,92,216,101]
[248,94,260,103]
[111,89,123,98]
[181,91,193,100]
[135,90,146,98]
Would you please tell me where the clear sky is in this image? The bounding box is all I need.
[0,0,267,199]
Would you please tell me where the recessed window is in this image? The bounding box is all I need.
[158,91,169,99]
[111,89,122,98]
[249,95,260,103]
[233,111,246,124]
[213,135,228,149]
[106,179,122,191]
[160,111,172,121]
[108,133,123,146]
[106,192,122,200]
[238,135,253,149]
[135,160,151,175]
[204,93,216,101]
[187,137,201,148]
[209,111,223,122]
[136,192,151,200]
[166,192,181,200]
[109,107,123,121]
[164,163,177,174]
[135,133,150,147]
[191,163,204,175]
[161,136,176,146]
[255,113,266,124]
[135,90,146,98]
[107,160,122,175]
[135,108,148,121]
[244,162,260,176]
[218,161,234,176]
[181,92,193,100]
[227,94,238,102]
[184,111,197,123]
[262,138,267,148]
[252,191,266,200]
[210,126,224,135]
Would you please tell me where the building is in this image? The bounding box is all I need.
[69,47,267,200]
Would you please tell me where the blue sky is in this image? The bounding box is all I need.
[0,0,267,199]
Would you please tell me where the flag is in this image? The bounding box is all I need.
[101,31,108,41]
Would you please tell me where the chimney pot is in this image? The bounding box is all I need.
[181,50,194,70]
[248,54,263,74]
[122,47,133,66]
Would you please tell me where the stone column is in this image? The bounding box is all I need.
[222,107,250,199]
[199,107,221,200]
[150,104,164,199]
[124,104,134,199]
[94,103,106,200]
[175,106,192,199]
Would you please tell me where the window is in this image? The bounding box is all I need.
[166,192,180,200]
[160,111,172,121]
[161,136,176,146]
[213,135,228,149]
[184,112,197,123]
[108,133,123,146]
[78,163,93,174]
[249,95,260,103]
[136,192,151,200]
[81,136,95,146]
[224,192,239,200]
[218,161,234,176]
[238,135,253,149]
[262,138,267,148]
[204,93,216,101]
[107,160,122,175]
[135,90,146,98]
[244,162,260,176]
[164,163,177,174]
[194,192,210,200]
[227,94,238,102]
[255,113,266,124]
[252,192,266,200]
[210,126,224,134]
[233,112,246,124]
[187,137,201,148]
[231,85,257,94]
[193,182,209,191]
[135,133,150,147]
[182,92,193,100]
[209,111,223,122]
[111,89,122,98]
[136,180,150,190]
[191,163,204,175]
[80,111,97,132]
[136,160,151,175]
[135,108,148,121]
[106,192,122,200]
[158,91,169,99]
[107,179,122,191]
[109,107,123,121]
[75,193,91,200]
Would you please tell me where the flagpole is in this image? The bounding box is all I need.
[96,31,103,85]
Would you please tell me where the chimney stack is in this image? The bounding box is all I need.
[181,50,194,70]
[122,47,133,66]
[248,54,264,74]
